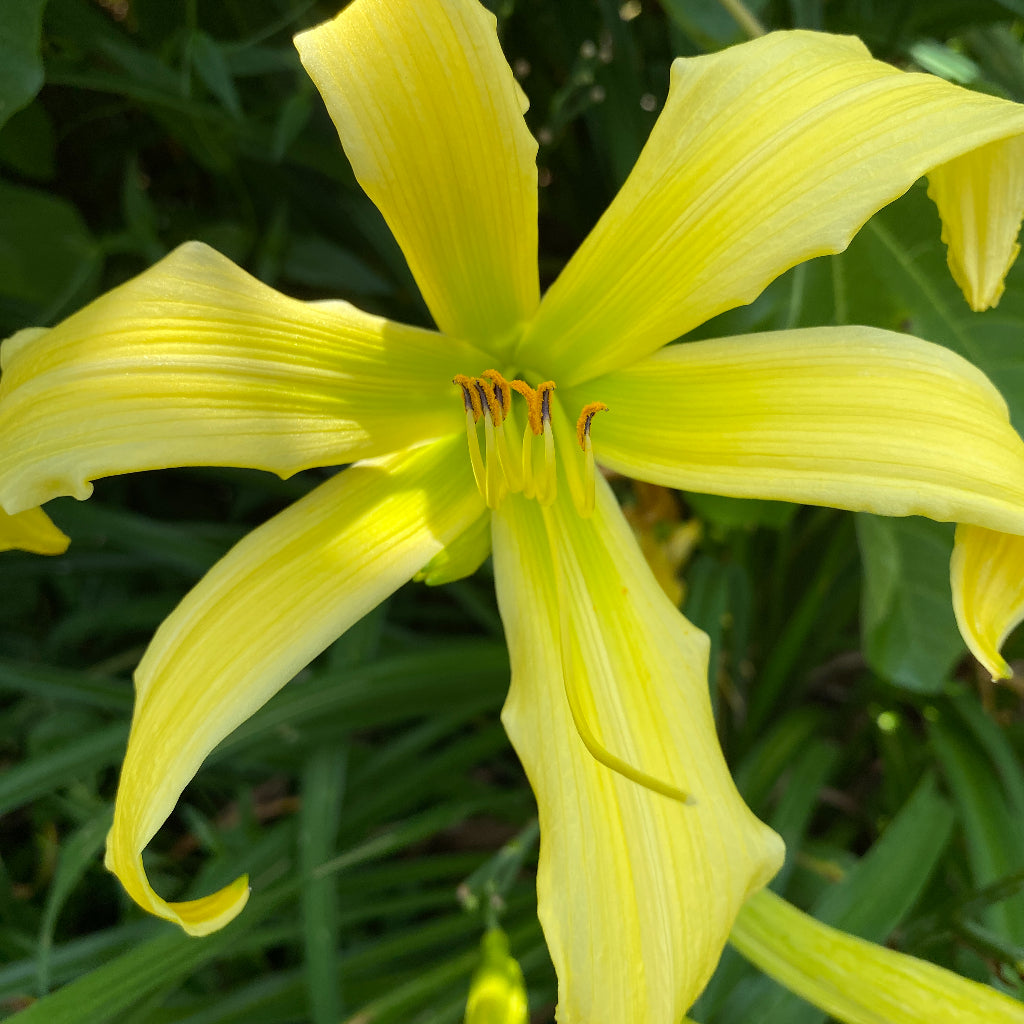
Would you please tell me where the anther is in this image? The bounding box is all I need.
[453,376,487,498]
[576,402,609,450]
[481,370,512,419]
[538,382,555,429]
[510,379,541,435]
[453,374,483,422]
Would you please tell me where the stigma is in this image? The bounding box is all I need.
[453,370,607,517]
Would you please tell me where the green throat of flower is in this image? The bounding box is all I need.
[453,369,608,517]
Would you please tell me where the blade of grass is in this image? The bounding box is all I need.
[299,744,348,1024]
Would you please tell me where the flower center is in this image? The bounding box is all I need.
[452,370,607,516]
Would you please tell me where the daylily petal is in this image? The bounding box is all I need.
[731,889,1024,1024]
[105,437,483,935]
[414,509,492,586]
[515,30,1024,385]
[0,242,479,514]
[951,523,1024,680]
[492,479,783,1021]
[0,506,69,555]
[583,327,1024,535]
[295,0,538,350]
[927,136,1024,311]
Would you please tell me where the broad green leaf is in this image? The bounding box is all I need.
[856,514,963,693]
[686,493,796,533]
[0,0,48,132]
[0,101,54,179]
[283,235,392,295]
[0,180,100,329]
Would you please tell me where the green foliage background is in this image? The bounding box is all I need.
[3,0,1024,1021]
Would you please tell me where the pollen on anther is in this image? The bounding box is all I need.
[537,382,556,428]
[473,378,505,424]
[453,374,482,421]
[510,379,541,435]
[481,370,512,418]
[577,401,608,449]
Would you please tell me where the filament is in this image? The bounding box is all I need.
[453,372,605,516]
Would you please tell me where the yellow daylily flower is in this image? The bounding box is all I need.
[732,889,1024,1024]
[952,524,1024,680]
[5,1,1024,1019]
[0,505,69,555]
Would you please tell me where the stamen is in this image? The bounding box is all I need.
[453,374,483,422]
[472,378,506,508]
[539,425,557,505]
[481,410,505,508]
[482,370,522,492]
[576,402,608,519]
[535,382,557,505]
[453,375,486,496]
[538,382,555,428]
[481,369,512,419]
[473,378,503,426]
[576,402,609,451]
[463,408,487,496]
[454,373,605,514]
[510,379,541,435]
[520,423,536,500]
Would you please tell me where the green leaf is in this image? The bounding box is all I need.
[0,721,127,818]
[282,235,392,296]
[727,775,956,1024]
[768,739,841,893]
[0,100,55,179]
[0,179,100,329]
[850,187,1024,435]
[856,514,963,693]
[36,807,114,995]
[299,745,348,1024]
[658,0,750,48]
[907,38,980,84]
[930,715,1024,948]
[685,492,796,532]
[0,0,48,132]
[6,885,295,1024]
[188,31,241,118]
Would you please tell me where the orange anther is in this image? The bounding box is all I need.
[473,377,504,424]
[509,379,539,434]
[536,382,556,429]
[481,370,512,418]
[453,374,483,422]
[576,401,608,450]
